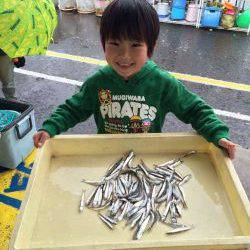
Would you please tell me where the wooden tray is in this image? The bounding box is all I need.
[10,133,250,250]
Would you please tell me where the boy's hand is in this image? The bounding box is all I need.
[33,131,51,148]
[218,138,236,160]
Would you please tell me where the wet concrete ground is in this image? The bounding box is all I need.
[1,11,249,195]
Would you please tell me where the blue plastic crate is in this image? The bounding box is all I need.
[201,6,222,28]
[172,0,187,8]
[171,6,186,20]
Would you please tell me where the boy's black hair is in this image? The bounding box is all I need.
[100,0,159,57]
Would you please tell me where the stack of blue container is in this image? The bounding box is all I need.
[201,7,222,28]
[170,0,187,20]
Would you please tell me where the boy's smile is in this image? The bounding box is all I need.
[105,39,148,80]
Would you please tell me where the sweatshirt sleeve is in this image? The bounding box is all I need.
[40,82,93,137]
[165,76,229,146]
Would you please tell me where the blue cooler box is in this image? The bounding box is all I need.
[201,6,222,28]
[0,98,36,169]
[171,6,186,20]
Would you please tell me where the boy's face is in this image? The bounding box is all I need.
[105,39,149,80]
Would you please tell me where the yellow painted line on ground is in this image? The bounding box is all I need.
[46,50,250,92]
[46,50,107,66]
[171,72,250,92]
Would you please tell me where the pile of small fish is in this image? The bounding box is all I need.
[80,150,196,240]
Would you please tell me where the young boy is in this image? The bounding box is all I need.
[33,0,236,159]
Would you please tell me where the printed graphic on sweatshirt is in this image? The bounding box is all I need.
[98,89,157,133]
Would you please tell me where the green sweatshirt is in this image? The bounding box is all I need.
[41,60,229,146]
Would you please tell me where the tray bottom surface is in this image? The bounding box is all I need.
[29,153,241,248]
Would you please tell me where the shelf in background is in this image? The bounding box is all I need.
[216,26,250,34]
[159,17,249,35]
[159,17,197,27]
[197,25,250,34]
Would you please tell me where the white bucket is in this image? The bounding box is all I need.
[185,3,199,22]
[58,0,76,11]
[156,3,169,18]
[76,0,95,13]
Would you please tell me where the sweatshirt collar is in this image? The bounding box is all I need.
[100,60,157,85]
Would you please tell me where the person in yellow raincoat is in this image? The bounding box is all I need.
[0,0,58,99]
[0,49,25,99]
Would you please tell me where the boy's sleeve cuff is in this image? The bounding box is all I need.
[38,124,58,137]
[212,130,230,147]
